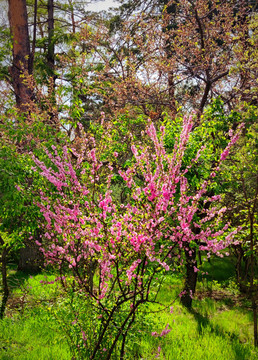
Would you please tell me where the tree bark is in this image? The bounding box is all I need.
[47,0,55,76]
[8,0,33,111]
[181,248,198,309]
[168,71,177,117]
[18,245,43,273]
[47,0,58,122]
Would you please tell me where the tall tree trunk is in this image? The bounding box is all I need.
[47,0,55,76]
[68,0,76,34]
[181,248,198,309]
[168,71,176,117]
[47,0,57,122]
[8,1,42,272]
[8,0,32,111]
[163,1,177,118]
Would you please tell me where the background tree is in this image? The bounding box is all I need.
[44,1,258,310]
[8,0,33,110]
[220,107,258,346]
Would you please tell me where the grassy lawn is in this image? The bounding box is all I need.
[0,271,71,360]
[0,256,257,359]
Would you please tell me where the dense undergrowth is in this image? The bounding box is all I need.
[0,257,257,359]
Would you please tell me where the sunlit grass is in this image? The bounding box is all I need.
[0,271,70,360]
[0,260,257,359]
[136,281,257,360]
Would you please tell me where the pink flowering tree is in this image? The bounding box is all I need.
[33,116,242,359]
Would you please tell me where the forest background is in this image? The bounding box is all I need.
[0,0,257,359]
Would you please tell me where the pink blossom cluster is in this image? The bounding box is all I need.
[33,116,242,302]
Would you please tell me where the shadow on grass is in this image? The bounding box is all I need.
[7,269,35,292]
[190,308,252,360]
[198,255,236,283]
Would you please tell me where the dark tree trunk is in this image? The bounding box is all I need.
[181,248,198,309]
[18,245,43,273]
[47,0,55,76]
[8,0,33,111]
[168,71,177,117]
[46,0,58,123]
[163,2,177,118]
[68,0,76,34]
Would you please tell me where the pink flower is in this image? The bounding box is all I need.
[179,290,186,298]
[71,258,76,267]
[81,330,87,341]
[220,149,229,161]
[160,324,171,337]
[131,145,138,156]
[163,190,170,200]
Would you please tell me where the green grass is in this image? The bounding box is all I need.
[0,313,70,360]
[0,258,257,360]
[0,271,71,360]
[198,254,236,283]
[136,276,257,360]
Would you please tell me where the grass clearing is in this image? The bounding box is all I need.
[0,258,257,359]
[0,271,70,360]
[134,273,257,360]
